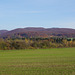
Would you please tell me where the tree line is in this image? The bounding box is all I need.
[0,38,75,50]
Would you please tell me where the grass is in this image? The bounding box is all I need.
[0,48,75,75]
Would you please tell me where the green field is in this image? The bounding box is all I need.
[0,48,75,75]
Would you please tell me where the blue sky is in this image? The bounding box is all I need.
[0,0,75,30]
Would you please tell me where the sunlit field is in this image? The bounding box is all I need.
[0,48,75,75]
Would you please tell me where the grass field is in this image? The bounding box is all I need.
[0,48,75,75]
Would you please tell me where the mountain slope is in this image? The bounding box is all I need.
[0,27,75,38]
[0,30,8,34]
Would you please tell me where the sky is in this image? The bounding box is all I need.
[0,0,75,30]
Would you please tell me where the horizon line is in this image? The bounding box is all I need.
[0,27,75,31]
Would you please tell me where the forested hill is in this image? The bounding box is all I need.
[0,30,8,34]
[0,27,75,38]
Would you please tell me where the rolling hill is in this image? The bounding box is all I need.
[0,30,8,34]
[0,27,75,38]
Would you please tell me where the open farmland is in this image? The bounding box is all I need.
[0,48,75,75]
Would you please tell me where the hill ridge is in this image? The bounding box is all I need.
[0,27,75,38]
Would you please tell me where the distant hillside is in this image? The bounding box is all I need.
[0,30,8,34]
[0,27,75,38]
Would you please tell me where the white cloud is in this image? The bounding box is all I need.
[54,22,75,29]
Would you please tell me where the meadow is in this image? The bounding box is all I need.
[0,48,75,75]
